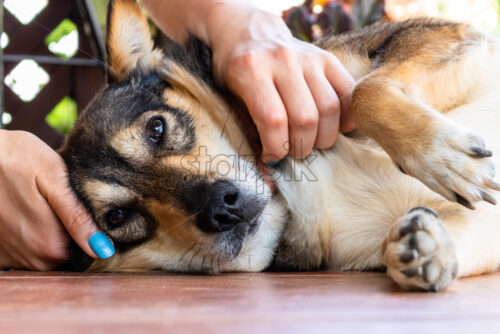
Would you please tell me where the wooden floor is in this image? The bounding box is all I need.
[1,271,499,333]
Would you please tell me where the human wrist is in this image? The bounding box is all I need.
[207,2,292,52]
[204,1,253,45]
[141,0,220,43]
[161,0,256,45]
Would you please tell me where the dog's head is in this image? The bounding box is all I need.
[60,0,288,272]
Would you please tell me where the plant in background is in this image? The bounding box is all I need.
[44,18,79,59]
[283,0,386,42]
[45,96,78,135]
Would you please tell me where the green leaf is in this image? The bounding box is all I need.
[46,96,78,135]
[44,19,78,58]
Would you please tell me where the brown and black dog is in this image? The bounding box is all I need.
[60,0,500,291]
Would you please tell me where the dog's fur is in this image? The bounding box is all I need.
[59,0,500,291]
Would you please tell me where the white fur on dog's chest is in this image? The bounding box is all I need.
[273,43,500,271]
[275,135,447,270]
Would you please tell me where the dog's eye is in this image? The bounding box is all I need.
[106,208,129,226]
[147,117,164,144]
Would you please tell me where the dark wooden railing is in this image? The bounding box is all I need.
[1,0,106,148]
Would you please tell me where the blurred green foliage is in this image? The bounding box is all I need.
[497,0,500,36]
[44,18,78,58]
[46,96,78,135]
[91,0,158,44]
[93,0,109,33]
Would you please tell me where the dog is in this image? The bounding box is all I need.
[59,0,500,292]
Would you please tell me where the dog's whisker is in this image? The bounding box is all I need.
[201,253,207,270]
[179,243,197,265]
[219,116,231,140]
[210,253,215,273]
[188,246,202,273]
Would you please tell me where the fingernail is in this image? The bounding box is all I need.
[88,232,115,259]
[267,161,280,167]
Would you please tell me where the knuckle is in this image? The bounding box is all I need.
[229,52,258,72]
[319,97,341,117]
[40,171,67,200]
[263,148,287,162]
[66,206,92,231]
[273,46,294,66]
[263,111,287,129]
[39,160,67,188]
[42,243,68,262]
[324,52,341,67]
[226,52,260,84]
[294,111,319,129]
[43,171,60,190]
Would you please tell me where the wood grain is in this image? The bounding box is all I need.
[0,271,499,333]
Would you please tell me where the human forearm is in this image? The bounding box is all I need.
[141,0,256,44]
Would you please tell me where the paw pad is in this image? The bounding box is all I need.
[384,207,458,291]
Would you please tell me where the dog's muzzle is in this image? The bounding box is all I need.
[195,180,265,233]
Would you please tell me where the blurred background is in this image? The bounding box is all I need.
[1,0,499,148]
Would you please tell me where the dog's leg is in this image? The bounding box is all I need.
[382,204,500,291]
[351,64,499,208]
[382,206,458,291]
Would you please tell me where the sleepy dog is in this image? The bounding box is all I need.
[59,0,500,291]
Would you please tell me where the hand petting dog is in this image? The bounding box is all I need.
[0,130,108,270]
[0,0,353,270]
[50,0,500,290]
[142,0,356,162]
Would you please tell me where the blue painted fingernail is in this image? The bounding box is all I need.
[88,232,115,259]
[267,161,280,167]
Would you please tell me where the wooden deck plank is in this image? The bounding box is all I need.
[0,271,499,333]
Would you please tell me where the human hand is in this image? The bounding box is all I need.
[206,3,356,162]
[0,130,113,270]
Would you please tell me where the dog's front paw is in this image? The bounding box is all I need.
[383,207,458,292]
[399,121,500,209]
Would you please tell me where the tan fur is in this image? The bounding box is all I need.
[111,123,151,164]
[346,23,484,156]
[273,23,500,284]
[107,0,163,81]
[71,0,500,291]
[330,52,372,82]
[83,181,138,212]
[111,109,198,165]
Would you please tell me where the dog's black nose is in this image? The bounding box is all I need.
[195,180,245,233]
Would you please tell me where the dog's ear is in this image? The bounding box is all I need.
[106,0,161,83]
